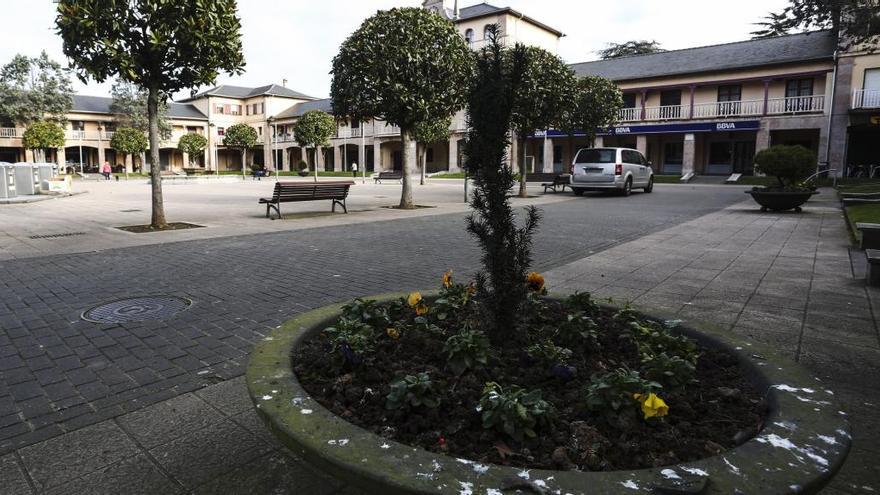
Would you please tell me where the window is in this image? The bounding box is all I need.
[245,105,250,116]
[663,142,684,165]
[785,78,815,111]
[258,126,262,136]
[709,142,732,165]
[622,150,642,164]
[483,24,493,40]
[717,85,742,115]
[622,93,637,108]
[71,121,85,131]
[660,90,682,118]
[215,104,224,114]
[575,149,615,164]
[217,127,225,136]
[464,29,474,44]
[553,145,562,164]
[231,105,242,115]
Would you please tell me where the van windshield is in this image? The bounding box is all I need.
[575,149,616,164]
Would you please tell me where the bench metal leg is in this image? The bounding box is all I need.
[332,199,348,213]
[269,202,281,220]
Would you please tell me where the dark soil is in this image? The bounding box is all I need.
[117,222,205,233]
[293,297,767,472]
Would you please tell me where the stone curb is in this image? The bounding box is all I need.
[249,292,851,494]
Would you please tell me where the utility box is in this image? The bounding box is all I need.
[0,164,16,199]
[13,163,39,196]
[35,163,57,183]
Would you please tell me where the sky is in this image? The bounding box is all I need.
[2,0,791,101]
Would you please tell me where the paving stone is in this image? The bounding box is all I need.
[43,453,180,495]
[149,419,271,489]
[191,451,342,495]
[18,420,140,490]
[0,453,32,495]
[193,376,252,417]
[117,393,224,449]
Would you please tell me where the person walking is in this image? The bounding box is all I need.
[101,161,112,180]
[351,162,358,178]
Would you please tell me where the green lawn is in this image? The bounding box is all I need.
[845,203,880,245]
[836,181,880,194]
[652,175,681,184]
[430,172,466,179]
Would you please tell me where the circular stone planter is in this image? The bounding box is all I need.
[298,170,310,177]
[747,190,819,212]
[247,293,851,494]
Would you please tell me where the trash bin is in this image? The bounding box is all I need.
[13,163,39,196]
[0,163,16,199]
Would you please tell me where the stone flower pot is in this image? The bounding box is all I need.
[298,169,310,177]
[747,189,819,213]
[247,293,851,494]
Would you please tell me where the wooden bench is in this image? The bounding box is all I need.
[259,181,353,219]
[866,249,880,287]
[856,223,880,250]
[526,172,570,193]
[374,171,402,184]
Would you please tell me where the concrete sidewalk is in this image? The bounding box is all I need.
[545,192,879,494]
[3,190,876,493]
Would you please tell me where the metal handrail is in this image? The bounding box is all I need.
[804,167,838,188]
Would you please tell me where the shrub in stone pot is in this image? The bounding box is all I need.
[297,160,310,177]
[748,145,819,212]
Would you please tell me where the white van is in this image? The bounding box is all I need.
[569,147,654,196]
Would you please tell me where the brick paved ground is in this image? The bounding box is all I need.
[3,185,876,493]
[0,184,746,456]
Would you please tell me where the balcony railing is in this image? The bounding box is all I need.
[766,95,824,114]
[617,95,824,122]
[0,128,23,138]
[853,89,880,109]
[374,123,401,137]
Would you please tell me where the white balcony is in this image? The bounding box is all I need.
[853,89,880,109]
[766,95,824,114]
[374,123,401,137]
[644,105,685,121]
[0,128,23,138]
[692,100,763,118]
[618,107,639,122]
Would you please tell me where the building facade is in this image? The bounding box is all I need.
[2,2,877,177]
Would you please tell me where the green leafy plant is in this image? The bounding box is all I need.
[443,328,489,375]
[753,145,817,190]
[297,160,308,171]
[479,382,554,442]
[565,292,601,316]
[412,116,452,185]
[56,0,245,228]
[21,120,65,162]
[386,372,439,410]
[625,320,699,365]
[584,368,661,413]
[526,340,573,366]
[341,298,392,330]
[223,124,259,176]
[324,317,376,367]
[0,52,73,126]
[177,133,208,168]
[331,7,472,209]
[510,44,576,197]
[641,352,697,390]
[110,127,148,171]
[293,110,335,180]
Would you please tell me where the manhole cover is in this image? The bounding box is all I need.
[82,296,192,323]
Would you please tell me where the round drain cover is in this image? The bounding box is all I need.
[82,296,192,323]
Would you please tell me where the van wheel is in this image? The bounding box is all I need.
[622,178,632,197]
[573,188,585,196]
[644,177,654,193]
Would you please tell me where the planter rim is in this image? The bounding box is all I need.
[247,292,851,495]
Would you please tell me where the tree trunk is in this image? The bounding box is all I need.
[313,147,318,182]
[518,136,528,198]
[399,129,414,209]
[241,149,247,178]
[147,86,167,229]
[419,143,426,186]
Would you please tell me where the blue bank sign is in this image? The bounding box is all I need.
[534,120,761,138]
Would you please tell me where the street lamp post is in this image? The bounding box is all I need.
[268,116,278,182]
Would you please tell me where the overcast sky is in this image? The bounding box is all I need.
[3,0,790,101]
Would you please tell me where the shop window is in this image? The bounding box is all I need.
[553,145,562,164]
[708,142,732,165]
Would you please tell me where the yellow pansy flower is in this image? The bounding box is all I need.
[633,393,669,419]
[526,272,545,292]
[442,270,453,288]
[407,292,422,307]
[415,303,429,316]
